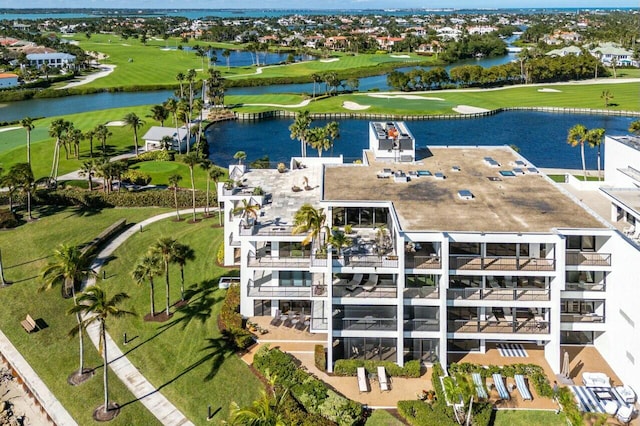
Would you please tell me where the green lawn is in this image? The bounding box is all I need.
[366,409,406,425]
[492,409,567,426]
[0,207,170,425]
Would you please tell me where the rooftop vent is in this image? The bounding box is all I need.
[458,190,474,200]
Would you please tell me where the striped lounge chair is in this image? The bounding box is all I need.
[493,373,510,400]
[472,372,488,399]
[515,374,532,400]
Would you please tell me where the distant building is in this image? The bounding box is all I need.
[546,46,583,57]
[590,43,638,67]
[26,52,76,69]
[142,126,194,153]
[0,73,19,88]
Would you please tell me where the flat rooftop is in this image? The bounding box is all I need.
[323,147,605,233]
[609,135,640,152]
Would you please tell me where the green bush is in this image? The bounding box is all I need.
[397,400,457,426]
[558,387,582,426]
[333,359,421,378]
[136,150,174,162]
[0,209,20,229]
[471,402,493,426]
[216,244,224,265]
[122,170,152,186]
[315,345,326,371]
[218,283,242,330]
[35,188,212,209]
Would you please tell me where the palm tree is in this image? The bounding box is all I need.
[173,243,195,300]
[48,118,71,184]
[39,244,96,377]
[326,121,340,156]
[233,151,246,165]
[85,128,96,158]
[209,166,225,225]
[182,152,201,222]
[233,199,260,228]
[132,252,163,317]
[586,128,605,181]
[199,159,213,216]
[20,117,34,164]
[68,128,83,159]
[68,286,135,418]
[164,98,180,135]
[0,168,16,213]
[148,104,169,126]
[329,230,352,256]
[79,160,96,191]
[176,99,190,154]
[222,48,231,69]
[601,90,614,108]
[152,237,179,316]
[311,73,321,98]
[307,126,331,157]
[567,124,589,182]
[175,72,185,99]
[160,135,174,151]
[629,120,640,135]
[230,386,288,426]
[95,158,113,194]
[12,163,35,221]
[292,203,327,246]
[289,110,312,157]
[123,113,144,157]
[94,124,112,156]
[168,173,183,221]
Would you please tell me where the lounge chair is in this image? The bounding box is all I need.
[378,366,390,392]
[472,372,488,399]
[362,274,379,291]
[357,367,370,393]
[346,274,363,291]
[515,374,532,400]
[493,373,510,400]
[583,372,611,388]
[615,386,636,404]
[617,405,634,424]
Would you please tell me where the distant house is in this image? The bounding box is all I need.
[546,45,583,57]
[26,52,76,69]
[467,25,497,35]
[590,42,638,67]
[0,73,19,88]
[142,126,194,153]
[375,36,404,51]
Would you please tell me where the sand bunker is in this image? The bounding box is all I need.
[106,120,126,127]
[538,88,562,93]
[390,54,411,58]
[320,58,340,63]
[343,101,371,111]
[368,94,445,101]
[453,105,490,114]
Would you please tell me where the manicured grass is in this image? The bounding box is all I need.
[0,207,171,425]
[92,213,263,424]
[492,409,567,426]
[366,409,406,425]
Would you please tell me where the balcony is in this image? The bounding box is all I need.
[247,285,313,298]
[448,319,550,334]
[337,317,397,331]
[561,313,605,323]
[404,318,439,332]
[333,285,397,298]
[247,254,310,268]
[405,255,442,269]
[336,254,399,268]
[450,256,555,272]
[403,287,440,299]
[239,223,294,237]
[447,287,550,301]
[564,282,605,292]
[566,251,611,267]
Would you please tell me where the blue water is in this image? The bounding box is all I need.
[205,113,634,169]
[158,46,314,67]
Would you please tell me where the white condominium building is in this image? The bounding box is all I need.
[218,123,640,393]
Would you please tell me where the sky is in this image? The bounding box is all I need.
[1,0,637,9]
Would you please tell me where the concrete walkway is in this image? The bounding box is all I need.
[0,330,77,426]
[82,209,209,426]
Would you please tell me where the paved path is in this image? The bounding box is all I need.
[0,330,77,426]
[57,65,116,90]
[82,209,208,426]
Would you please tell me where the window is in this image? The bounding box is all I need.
[450,243,480,255]
[567,235,595,251]
[447,339,480,352]
[486,243,517,257]
[332,207,345,226]
[561,331,594,344]
[279,271,311,287]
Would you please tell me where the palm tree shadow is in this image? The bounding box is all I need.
[66,205,105,217]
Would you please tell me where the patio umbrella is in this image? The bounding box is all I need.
[561,351,570,378]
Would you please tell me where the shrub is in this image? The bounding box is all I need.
[136,150,174,162]
[397,400,457,426]
[122,170,152,186]
[472,402,493,426]
[558,387,582,426]
[218,283,242,330]
[35,188,212,209]
[216,244,224,265]
[333,359,420,378]
[0,209,20,229]
[315,345,326,371]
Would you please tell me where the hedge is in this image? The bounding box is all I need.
[397,400,457,426]
[315,345,326,372]
[218,283,242,331]
[333,359,421,378]
[557,387,583,426]
[253,345,364,425]
[0,209,20,229]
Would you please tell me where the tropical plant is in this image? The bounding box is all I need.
[229,386,288,426]
[567,124,589,182]
[148,104,169,126]
[199,159,213,216]
[289,110,312,157]
[93,124,112,156]
[123,112,145,157]
[329,230,352,255]
[68,286,135,418]
[175,72,185,99]
[209,166,225,225]
[182,152,201,222]
[164,98,180,138]
[164,173,181,220]
[39,244,96,377]
[326,121,340,156]
[151,237,179,316]
[233,199,260,228]
[48,118,71,184]
[222,49,231,69]
[84,128,96,159]
[132,252,163,317]
[600,89,614,108]
[292,203,327,246]
[234,151,247,165]
[20,116,34,164]
[629,120,640,135]
[586,128,605,181]
[11,163,35,221]
[78,160,96,191]
[160,135,174,151]
[307,126,331,157]
[173,243,195,300]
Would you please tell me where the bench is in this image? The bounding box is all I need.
[21,314,38,333]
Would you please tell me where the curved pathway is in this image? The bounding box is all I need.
[57,65,116,90]
[83,209,210,426]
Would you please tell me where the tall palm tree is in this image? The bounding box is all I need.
[11,163,35,221]
[233,199,260,228]
[132,252,163,317]
[93,124,112,156]
[307,126,331,157]
[586,128,605,181]
[209,166,225,225]
[95,158,112,194]
[233,151,246,165]
[68,286,135,418]
[79,160,96,191]
[173,243,195,300]
[148,104,169,126]
[326,121,340,156]
[152,237,178,316]
[199,159,213,216]
[289,110,312,157]
[629,120,640,135]
[175,72,185,99]
[567,124,589,182]
[176,99,190,154]
[85,128,96,158]
[168,173,183,221]
[292,203,327,247]
[164,98,180,138]
[48,118,71,183]
[20,117,34,164]
[222,48,231,69]
[39,244,96,376]
[182,152,200,222]
[67,128,83,159]
[123,113,144,157]
[160,135,174,151]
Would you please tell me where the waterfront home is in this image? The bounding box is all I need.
[142,126,194,153]
[0,73,19,88]
[26,52,75,69]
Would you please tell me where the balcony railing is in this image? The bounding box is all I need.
[403,287,440,299]
[404,318,439,332]
[566,252,611,267]
[336,254,399,268]
[447,319,550,334]
[564,282,605,292]
[333,286,397,298]
[561,313,605,323]
[247,285,312,297]
[247,254,310,268]
[311,317,328,330]
[336,317,397,331]
[229,232,241,247]
[449,256,555,271]
[447,288,550,301]
[239,223,294,237]
[405,255,442,269]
